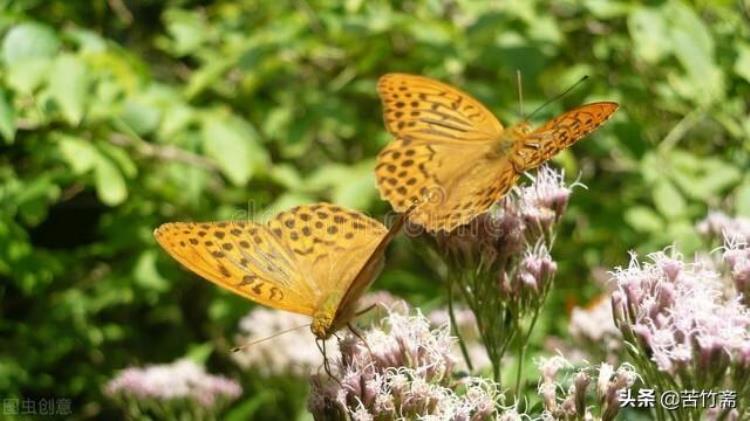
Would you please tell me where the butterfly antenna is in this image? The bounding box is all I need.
[516,69,524,119]
[526,75,590,121]
[231,322,311,353]
[317,338,341,383]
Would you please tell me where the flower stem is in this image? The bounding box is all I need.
[448,275,474,372]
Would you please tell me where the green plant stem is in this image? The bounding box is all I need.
[514,307,541,396]
[448,275,474,372]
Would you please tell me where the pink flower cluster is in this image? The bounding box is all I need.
[515,165,572,234]
[499,243,557,301]
[423,165,571,382]
[697,211,750,243]
[724,240,750,303]
[428,307,492,371]
[566,293,622,363]
[536,356,636,421]
[434,165,571,271]
[232,292,405,377]
[105,359,241,408]
[611,249,750,405]
[308,306,503,420]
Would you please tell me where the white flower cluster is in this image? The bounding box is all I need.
[104,359,241,408]
[612,250,750,375]
[308,307,506,420]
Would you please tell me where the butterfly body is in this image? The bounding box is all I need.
[311,293,341,339]
[154,203,406,341]
[375,73,618,232]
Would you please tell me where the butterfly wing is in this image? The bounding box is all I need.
[377,74,513,232]
[266,203,389,302]
[378,73,504,143]
[154,220,317,315]
[516,102,619,170]
[375,138,518,232]
[267,203,403,337]
[332,209,408,327]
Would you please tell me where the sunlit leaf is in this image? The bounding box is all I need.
[66,28,107,53]
[734,43,750,83]
[736,182,750,217]
[625,206,664,233]
[98,142,138,178]
[57,135,98,174]
[120,100,161,136]
[48,54,89,125]
[628,7,669,63]
[6,57,51,94]
[162,9,207,56]
[666,0,724,102]
[185,58,233,99]
[201,112,267,186]
[653,180,686,218]
[94,154,128,206]
[134,250,169,292]
[1,23,59,63]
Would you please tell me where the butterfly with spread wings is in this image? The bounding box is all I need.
[375,73,618,233]
[154,203,405,341]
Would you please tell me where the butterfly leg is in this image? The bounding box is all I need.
[355,302,391,323]
[355,303,377,317]
[316,338,341,384]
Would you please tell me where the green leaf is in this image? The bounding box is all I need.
[736,182,750,217]
[94,155,127,206]
[6,57,51,94]
[223,392,275,421]
[15,175,61,226]
[201,113,267,186]
[158,104,194,139]
[628,7,669,63]
[407,20,452,45]
[120,99,161,136]
[269,164,304,190]
[528,15,561,45]
[694,162,741,198]
[667,221,701,253]
[66,29,107,53]
[57,135,98,174]
[184,342,213,365]
[668,151,740,200]
[1,23,60,63]
[734,43,750,84]
[162,9,207,56]
[624,206,664,233]
[665,0,723,102]
[652,180,686,218]
[185,58,233,99]
[0,88,15,143]
[134,250,169,292]
[48,54,89,125]
[584,0,632,18]
[305,161,377,209]
[98,142,137,178]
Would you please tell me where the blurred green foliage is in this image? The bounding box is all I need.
[0,0,748,418]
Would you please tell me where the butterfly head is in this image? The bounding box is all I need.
[511,121,533,137]
[311,293,342,339]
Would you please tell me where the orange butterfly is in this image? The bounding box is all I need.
[154,203,405,340]
[375,73,618,232]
